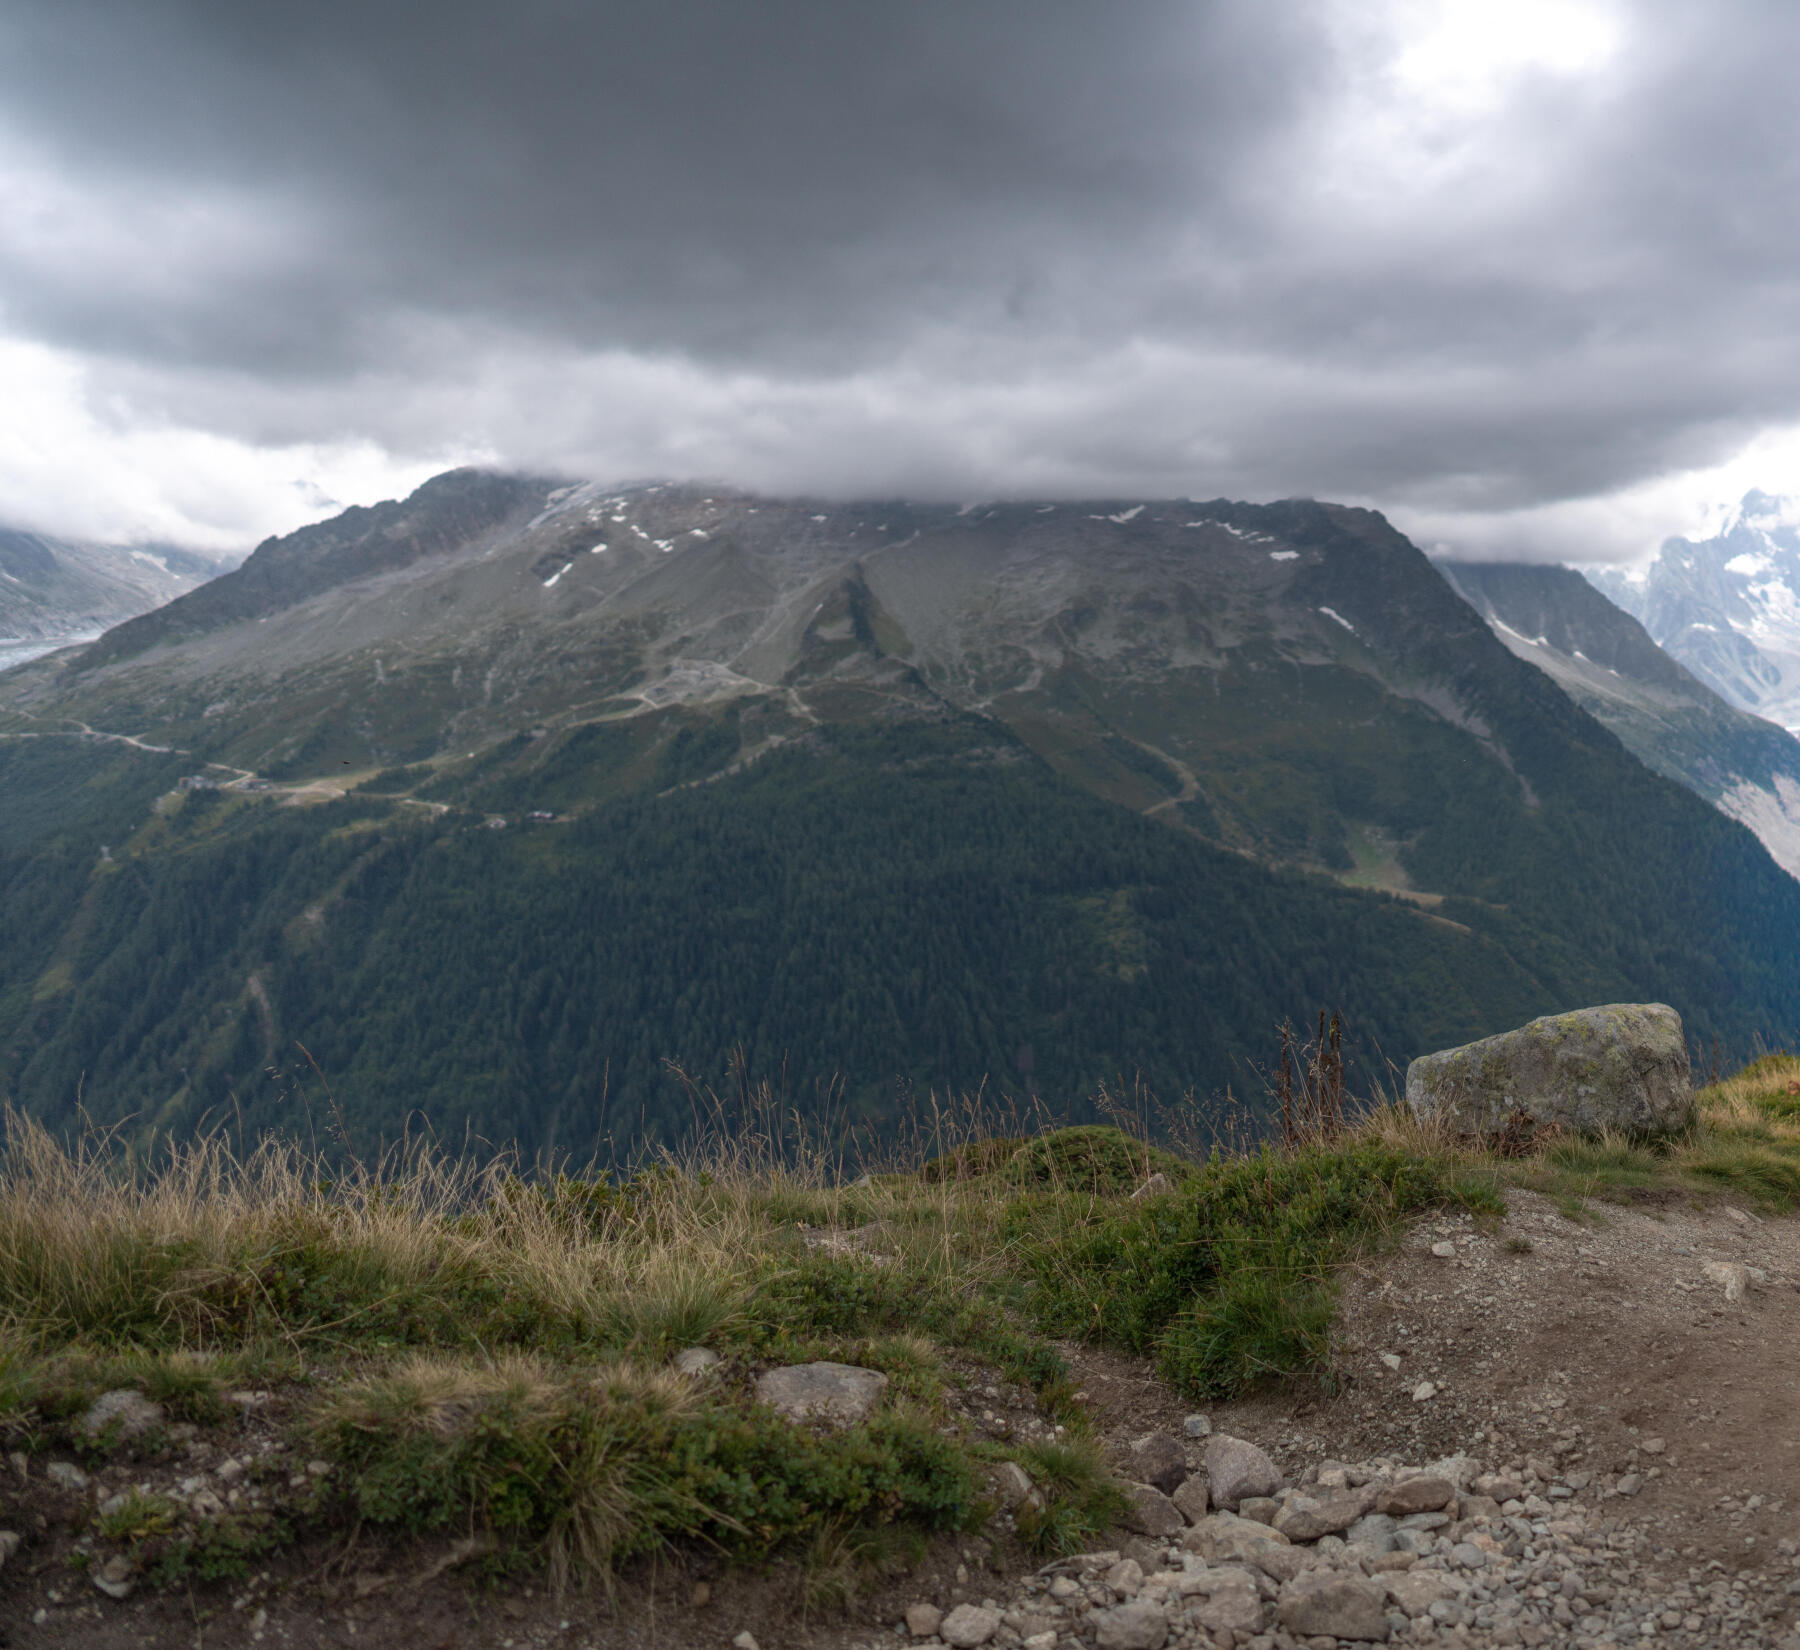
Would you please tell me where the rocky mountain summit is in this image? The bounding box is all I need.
[1589,491,1800,736]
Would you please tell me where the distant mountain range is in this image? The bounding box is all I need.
[1589,491,1800,734]
[3,472,1798,1154]
[1438,559,1800,879]
[0,528,237,670]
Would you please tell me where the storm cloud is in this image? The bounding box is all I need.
[4,0,1800,555]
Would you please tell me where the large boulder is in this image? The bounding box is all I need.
[1405,1003,1692,1138]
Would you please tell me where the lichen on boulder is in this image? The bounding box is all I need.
[1405,1002,1692,1139]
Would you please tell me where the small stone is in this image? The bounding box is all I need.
[91,1553,135,1600]
[1130,1173,1173,1200]
[1274,1494,1364,1542]
[691,1582,711,1608]
[1410,1381,1438,1402]
[1377,1475,1456,1516]
[1205,1435,1283,1509]
[994,1461,1037,1508]
[1181,1511,1293,1565]
[754,1361,888,1426]
[1129,1433,1189,1494]
[1105,1558,1144,1598]
[1023,1635,1057,1650]
[1120,1481,1186,1538]
[79,1390,165,1443]
[1641,1437,1667,1455]
[45,1461,89,1492]
[217,1457,245,1482]
[1191,1568,1265,1632]
[940,1603,1003,1648]
[1449,1542,1488,1569]
[306,1459,331,1477]
[1703,1260,1751,1302]
[1278,1571,1391,1641]
[1346,1512,1399,1552]
[1379,1352,1402,1371]
[1248,1544,1315,1583]
[1182,1413,1212,1438]
[1171,1475,1210,1525]
[906,1602,944,1637]
[1615,1472,1644,1497]
[1431,1241,1457,1258]
[1094,1599,1169,1649]
[0,1529,19,1567]
[189,1489,224,1518]
[1239,1496,1281,1526]
[1383,1572,1462,1618]
[674,1347,721,1377]
[733,1634,761,1650]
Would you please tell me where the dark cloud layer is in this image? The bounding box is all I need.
[5,1,1800,552]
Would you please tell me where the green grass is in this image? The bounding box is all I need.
[10,1080,1790,1601]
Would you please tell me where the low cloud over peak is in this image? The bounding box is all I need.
[5,0,1800,560]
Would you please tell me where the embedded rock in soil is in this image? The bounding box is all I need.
[1703,1259,1751,1301]
[80,1389,165,1442]
[905,1602,943,1637]
[994,1461,1040,1509]
[939,1603,1003,1648]
[45,1461,89,1491]
[754,1361,888,1425]
[1094,1599,1169,1649]
[1127,1432,1189,1494]
[1129,1173,1172,1200]
[1203,1434,1283,1509]
[91,1553,135,1600]
[673,1347,721,1376]
[1277,1570,1392,1641]
[1405,1002,1692,1138]
[1119,1480,1186,1538]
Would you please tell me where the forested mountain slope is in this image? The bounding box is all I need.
[2,476,1797,1154]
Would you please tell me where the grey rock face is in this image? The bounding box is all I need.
[1277,1570,1392,1641]
[754,1361,888,1426]
[1203,1434,1283,1509]
[1405,1003,1692,1138]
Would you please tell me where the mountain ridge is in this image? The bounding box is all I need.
[3,472,1799,1151]
[1438,558,1800,878]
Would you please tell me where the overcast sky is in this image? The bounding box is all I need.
[3,0,1799,559]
